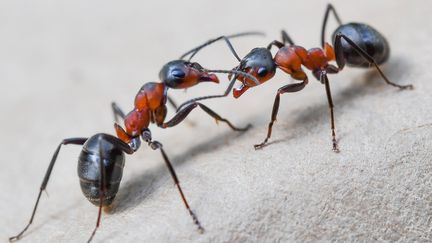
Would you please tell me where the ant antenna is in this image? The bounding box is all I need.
[180,31,265,61]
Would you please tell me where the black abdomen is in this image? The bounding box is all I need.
[77,134,125,206]
[332,22,390,67]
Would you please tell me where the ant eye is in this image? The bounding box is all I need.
[171,69,185,79]
[257,67,268,77]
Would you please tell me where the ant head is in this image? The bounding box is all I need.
[159,60,219,89]
[237,48,276,86]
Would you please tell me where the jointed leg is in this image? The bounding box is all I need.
[334,34,413,89]
[281,30,295,45]
[161,102,251,132]
[147,140,204,233]
[9,138,88,242]
[267,30,295,51]
[111,102,126,123]
[167,96,179,111]
[254,81,308,150]
[321,73,339,152]
[267,40,285,51]
[167,96,197,126]
[321,3,343,47]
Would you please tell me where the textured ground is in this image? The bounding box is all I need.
[1,0,431,242]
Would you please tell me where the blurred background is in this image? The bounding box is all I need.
[1,0,431,242]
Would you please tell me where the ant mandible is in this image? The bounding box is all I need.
[177,4,413,152]
[9,33,262,243]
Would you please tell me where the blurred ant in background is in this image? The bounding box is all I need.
[177,4,413,152]
[9,32,263,243]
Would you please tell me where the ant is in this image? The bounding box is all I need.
[9,33,262,243]
[176,4,413,152]
[110,32,263,147]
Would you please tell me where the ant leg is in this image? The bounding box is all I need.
[87,137,107,243]
[180,32,264,61]
[111,102,126,123]
[334,34,413,89]
[147,140,204,233]
[176,74,238,112]
[167,96,179,110]
[161,102,251,132]
[267,31,295,51]
[166,96,196,127]
[321,73,340,153]
[267,40,285,51]
[281,30,295,45]
[321,3,343,47]
[9,138,88,242]
[254,81,307,150]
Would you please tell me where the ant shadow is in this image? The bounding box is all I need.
[111,57,413,213]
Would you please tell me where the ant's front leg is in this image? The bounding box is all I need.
[161,102,251,132]
[254,79,307,150]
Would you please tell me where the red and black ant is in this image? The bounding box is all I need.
[177,4,413,152]
[9,32,263,243]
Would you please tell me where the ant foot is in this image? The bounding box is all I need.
[188,209,205,234]
[332,141,340,153]
[403,84,414,90]
[254,142,267,150]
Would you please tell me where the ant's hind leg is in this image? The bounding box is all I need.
[321,4,343,47]
[161,102,251,132]
[9,138,88,242]
[254,80,307,150]
[334,34,413,89]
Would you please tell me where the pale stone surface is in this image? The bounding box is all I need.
[1,0,431,242]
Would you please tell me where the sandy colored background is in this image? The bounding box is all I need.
[1,0,431,242]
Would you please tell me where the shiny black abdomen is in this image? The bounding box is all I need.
[332,22,390,67]
[77,134,125,206]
